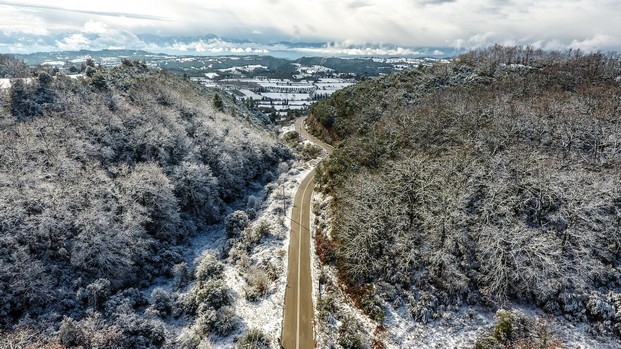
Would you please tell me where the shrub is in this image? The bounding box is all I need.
[212,306,238,336]
[195,253,224,282]
[83,278,111,308]
[338,314,368,349]
[315,234,336,264]
[173,262,192,290]
[247,195,262,211]
[474,309,563,349]
[213,93,224,112]
[225,211,249,238]
[300,143,322,160]
[282,131,300,146]
[360,292,385,323]
[184,279,232,315]
[150,287,172,316]
[58,316,84,347]
[237,328,271,349]
[244,267,271,301]
[317,295,336,323]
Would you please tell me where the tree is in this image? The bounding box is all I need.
[213,92,224,112]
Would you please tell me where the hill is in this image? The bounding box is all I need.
[308,46,621,347]
[0,56,290,347]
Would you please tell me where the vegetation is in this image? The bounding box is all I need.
[474,309,563,349]
[309,46,621,337]
[0,55,290,346]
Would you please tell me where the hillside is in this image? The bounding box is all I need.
[0,56,290,347]
[308,46,621,347]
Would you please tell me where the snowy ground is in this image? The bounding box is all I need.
[215,159,320,348]
[155,120,326,348]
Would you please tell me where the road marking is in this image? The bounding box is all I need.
[297,174,313,349]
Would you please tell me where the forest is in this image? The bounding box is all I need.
[309,45,621,346]
[0,55,290,347]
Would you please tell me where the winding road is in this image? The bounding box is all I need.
[282,117,333,349]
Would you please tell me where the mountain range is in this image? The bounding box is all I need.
[0,32,462,59]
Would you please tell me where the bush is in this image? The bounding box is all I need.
[360,292,385,323]
[474,309,563,349]
[173,262,192,290]
[283,130,300,144]
[338,314,368,349]
[184,279,231,315]
[58,317,83,347]
[212,306,238,336]
[150,287,172,316]
[300,143,322,160]
[315,234,336,264]
[317,295,336,323]
[244,267,271,301]
[237,328,271,349]
[225,211,249,238]
[195,253,224,281]
[82,278,111,308]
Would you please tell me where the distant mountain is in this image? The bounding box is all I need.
[1,30,461,59]
[15,49,158,65]
[12,49,450,81]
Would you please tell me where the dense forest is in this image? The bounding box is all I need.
[0,55,290,347]
[309,46,621,346]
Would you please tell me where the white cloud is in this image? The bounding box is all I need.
[297,41,424,56]
[82,20,108,34]
[570,34,621,52]
[55,33,91,50]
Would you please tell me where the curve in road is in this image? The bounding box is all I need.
[281,117,333,349]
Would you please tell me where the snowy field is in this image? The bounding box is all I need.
[261,92,312,101]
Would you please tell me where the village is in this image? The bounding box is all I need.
[190,65,356,116]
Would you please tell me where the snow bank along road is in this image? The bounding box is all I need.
[282,117,333,349]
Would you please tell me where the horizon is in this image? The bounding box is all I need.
[1,0,620,56]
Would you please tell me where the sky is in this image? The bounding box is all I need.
[0,0,620,56]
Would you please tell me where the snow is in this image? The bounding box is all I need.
[261,92,311,101]
[41,61,66,66]
[151,120,327,348]
[238,89,263,100]
[214,126,327,347]
[0,78,10,89]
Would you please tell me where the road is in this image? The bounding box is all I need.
[281,117,333,349]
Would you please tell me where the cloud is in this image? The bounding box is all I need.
[347,0,371,9]
[0,1,168,21]
[56,34,91,50]
[296,40,427,56]
[1,0,621,54]
[82,20,108,34]
[569,34,621,52]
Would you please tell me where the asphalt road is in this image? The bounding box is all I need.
[281,117,333,349]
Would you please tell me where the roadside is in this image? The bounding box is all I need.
[154,119,325,348]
